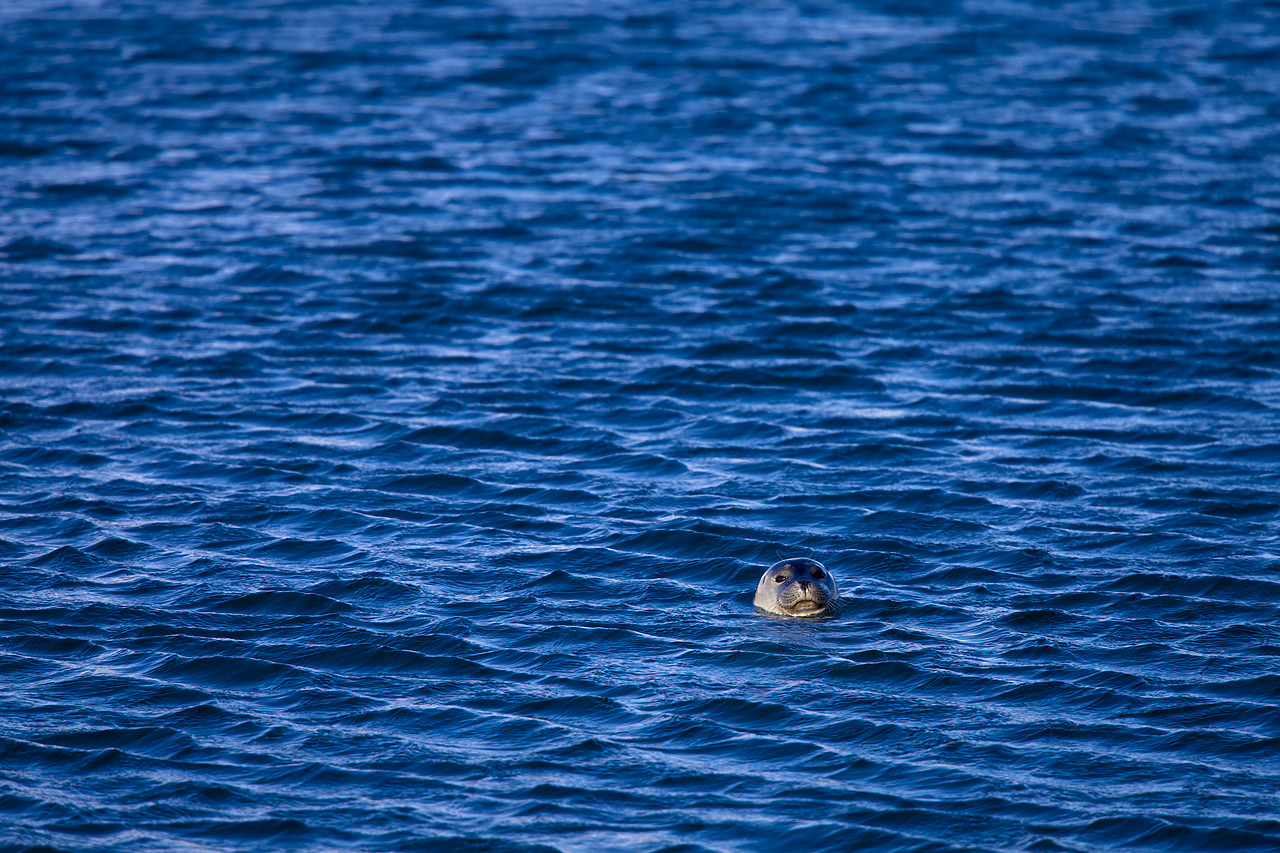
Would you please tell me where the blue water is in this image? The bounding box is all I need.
[2,1,1279,851]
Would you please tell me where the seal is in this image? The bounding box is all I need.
[753,558,837,617]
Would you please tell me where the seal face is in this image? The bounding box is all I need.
[753,558,837,617]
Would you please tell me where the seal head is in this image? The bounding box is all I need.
[753,558,837,617]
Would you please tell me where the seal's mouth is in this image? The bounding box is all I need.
[784,600,827,615]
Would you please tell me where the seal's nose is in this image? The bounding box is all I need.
[798,580,811,591]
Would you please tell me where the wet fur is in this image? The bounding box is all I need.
[753,558,837,617]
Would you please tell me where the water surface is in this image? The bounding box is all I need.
[1,1,1279,851]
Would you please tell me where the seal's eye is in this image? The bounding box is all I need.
[774,574,787,583]
[812,567,825,580]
